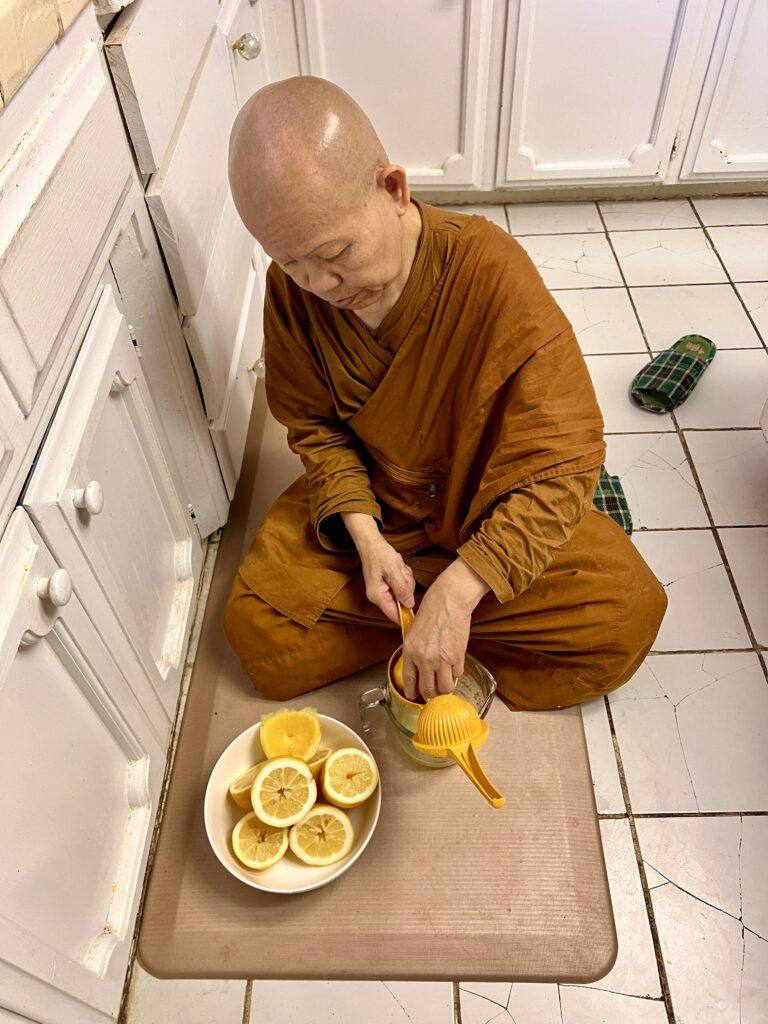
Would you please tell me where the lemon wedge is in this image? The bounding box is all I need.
[259,708,322,760]
[228,761,267,810]
[321,747,379,808]
[289,804,354,866]
[231,812,288,870]
[251,756,317,827]
[306,748,331,780]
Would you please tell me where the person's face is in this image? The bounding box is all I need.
[247,166,412,310]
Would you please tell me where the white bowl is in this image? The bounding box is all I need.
[204,714,382,894]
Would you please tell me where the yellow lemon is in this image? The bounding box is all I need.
[228,761,267,810]
[306,748,331,780]
[231,812,288,870]
[259,708,321,760]
[289,804,354,866]
[321,747,379,809]
[250,756,317,827]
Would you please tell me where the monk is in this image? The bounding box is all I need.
[224,76,667,710]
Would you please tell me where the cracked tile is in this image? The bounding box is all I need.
[610,653,768,813]
[604,433,708,528]
[610,228,727,286]
[673,349,768,429]
[693,197,768,226]
[553,288,647,355]
[631,283,762,350]
[516,234,622,289]
[708,225,768,282]
[460,982,561,1024]
[442,205,508,231]
[248,981,454,1023]
[506,202,603,235]
[718,527,768,645]
[741,817,768,938]
[559,987,668,1023]
[636,816,768,1024]
[632,529,749,650]
[736,282,768,343]
[599,199,698,231]
[125,964,246,1023]
[686,430,768,526]
[581,697,625,813]
[584,354,676,432]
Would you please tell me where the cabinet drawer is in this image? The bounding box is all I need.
[22,282,202,714]
[0,508,165,1016]
[105,0,219,175]
[146,27,239,315]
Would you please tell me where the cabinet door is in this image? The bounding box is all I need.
[681,0,768,179]
[498,0,711,185]
[23,282,201,717]
[0,509,165,1024]
[220,0,273,104]
[295,0,494,188]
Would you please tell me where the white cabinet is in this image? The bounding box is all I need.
[294,0,496,188]
[0,510,166,1024]
[497,0,713,185]
[681,0,768,179]
[23,281,200,717]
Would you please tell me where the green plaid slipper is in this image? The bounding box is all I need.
[630,334,716,413]
[593,466,633,535]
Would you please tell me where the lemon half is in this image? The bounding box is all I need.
[259,708,322,760]
[232,812,288,870]
[250,756,317,827]
[228,761,267,810]
[321,747,379,809]
[289,804,354,866]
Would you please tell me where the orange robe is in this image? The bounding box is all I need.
[224,202,666,709]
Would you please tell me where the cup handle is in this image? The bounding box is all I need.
[358,686,388,732]
[450,743,506,809]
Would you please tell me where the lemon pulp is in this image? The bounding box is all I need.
[260,708,321,760]
[289,804,354,866]
[251,756,317,827]
[322,747,379,808]
[231,812,288,870]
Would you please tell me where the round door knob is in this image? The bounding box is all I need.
[232,33,262,60]
[72,480,104,515]
[37,568,73,608]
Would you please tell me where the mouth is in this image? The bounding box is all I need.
[330,291,362,308]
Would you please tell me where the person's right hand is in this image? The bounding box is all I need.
[359,533,415,623]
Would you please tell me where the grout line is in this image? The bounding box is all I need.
[632,811,768,819]
[528,280,768,290]
[646,647,765,655]
[594,206,655,356]
[242,980,253,1024]
[453,980,463,1024]
[602,697,677,1024]
[688,204,768,355]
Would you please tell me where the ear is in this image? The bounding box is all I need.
[377,164,411,214]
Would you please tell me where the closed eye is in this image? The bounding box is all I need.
[323,244,352,262]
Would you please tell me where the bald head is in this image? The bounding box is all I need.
[228,76,388,234]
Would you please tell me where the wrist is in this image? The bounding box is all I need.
[436,557,491,612]
[340,512,382,554]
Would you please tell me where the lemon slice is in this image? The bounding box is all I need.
[259,708,322,760]
[231,812,288,870]
[289,804,354,866]
[228,761,267,810]
[251,756,317,827]
[306,748,331,780]
[321,747,379,808]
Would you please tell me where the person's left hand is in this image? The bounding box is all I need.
[401,558,490,702]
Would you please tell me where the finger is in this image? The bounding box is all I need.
[402,653,419,703]
[387,560,415,608]
[419,667,438,703]
[365,580,400,624]
[436,663,456,695]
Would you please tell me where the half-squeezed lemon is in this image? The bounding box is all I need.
[231,812,288,870]
[321,747,379,808]
[289,804,354,866]
[228,761,266,810]
[251,756,317,827]
[259,708,321,760]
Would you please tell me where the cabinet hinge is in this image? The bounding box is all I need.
[127,323,142,357]
[669,132,681,161]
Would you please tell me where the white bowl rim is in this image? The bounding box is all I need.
[203,714,382,895]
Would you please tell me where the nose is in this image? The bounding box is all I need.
[304,266,342,297]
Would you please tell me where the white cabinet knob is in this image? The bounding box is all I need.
[37,568,73,607]
[232,33,261,60]
[72,480,104,515]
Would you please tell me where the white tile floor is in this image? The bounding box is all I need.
[124,197,768,1023]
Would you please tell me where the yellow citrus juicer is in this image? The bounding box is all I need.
[392,601,505,809]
